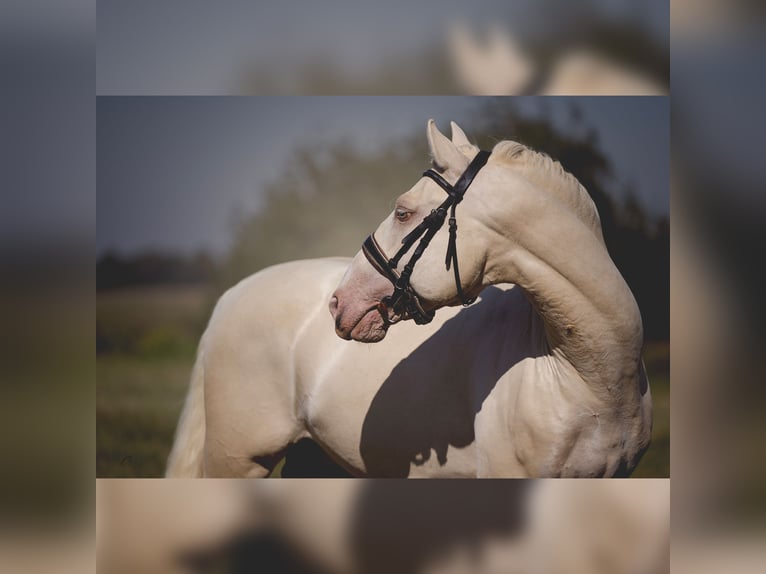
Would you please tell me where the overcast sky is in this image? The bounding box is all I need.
[97,96,668,257]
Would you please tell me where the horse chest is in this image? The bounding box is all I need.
[304,331,541,478]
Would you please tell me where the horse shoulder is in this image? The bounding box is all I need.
[206,257,351,354]
[201,258,351,474]
[509,350,650,477]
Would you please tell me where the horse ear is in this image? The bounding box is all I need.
[427,119,470,173]
[450,121,479,155]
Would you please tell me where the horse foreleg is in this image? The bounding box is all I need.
[203,413,304,478]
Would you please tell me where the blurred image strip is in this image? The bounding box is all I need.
[0,1,94,573]
[0,0,93,571]
[672,0,766,571]
[97,0,668,95]
[97,479,669,574]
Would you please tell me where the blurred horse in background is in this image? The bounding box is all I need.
[447,22,666,95]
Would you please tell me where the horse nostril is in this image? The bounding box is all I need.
[328,295,339,318]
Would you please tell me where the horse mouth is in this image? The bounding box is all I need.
[339,303,398,343]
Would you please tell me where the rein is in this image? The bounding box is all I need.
[362,150,491,325]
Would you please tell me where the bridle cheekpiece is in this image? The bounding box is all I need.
[361,149,491,325]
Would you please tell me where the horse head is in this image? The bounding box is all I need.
[330,120,500,342]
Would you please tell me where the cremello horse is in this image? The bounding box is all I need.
[167,120,651,478]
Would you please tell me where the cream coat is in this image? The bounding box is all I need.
[166,121,651,478]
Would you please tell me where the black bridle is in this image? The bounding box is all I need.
[361,150,491,325]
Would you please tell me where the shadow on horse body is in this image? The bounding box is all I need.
[359,285,543,477]
[282,286,542,478]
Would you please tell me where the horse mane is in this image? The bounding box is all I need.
[490,141,604,241]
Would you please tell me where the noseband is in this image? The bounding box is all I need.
[362,150,491,325]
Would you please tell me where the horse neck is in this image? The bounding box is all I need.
[480,173,643,402]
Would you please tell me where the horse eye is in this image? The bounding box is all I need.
[395,208,412,222]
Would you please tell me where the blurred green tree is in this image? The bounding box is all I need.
[221,137,428,287]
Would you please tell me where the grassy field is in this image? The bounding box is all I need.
[97,286,669,478]
[97,356,192,476]
[97,285,212,477]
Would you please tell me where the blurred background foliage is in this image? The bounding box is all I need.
[97,100,668,477]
